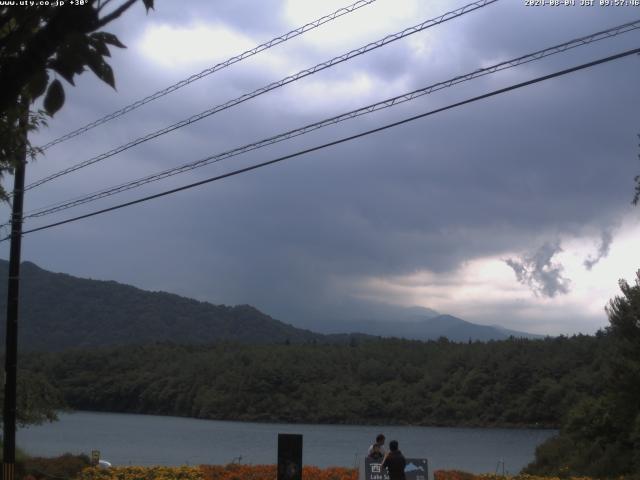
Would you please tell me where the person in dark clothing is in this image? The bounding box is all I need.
[381,440,406,480]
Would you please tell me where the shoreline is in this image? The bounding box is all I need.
[57,409,560,431]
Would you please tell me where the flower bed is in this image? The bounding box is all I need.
[79,464,358,480]
[79,466,204,480]
[78,465,611,480]
[433,471,595,480]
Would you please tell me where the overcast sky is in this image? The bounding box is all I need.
[2,0,639,336]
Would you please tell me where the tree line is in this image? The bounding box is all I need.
[20,334,604,428]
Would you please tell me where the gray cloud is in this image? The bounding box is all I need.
[505,241,571,298]
[584,229,614,270]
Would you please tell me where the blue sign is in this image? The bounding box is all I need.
[404,459,428,480]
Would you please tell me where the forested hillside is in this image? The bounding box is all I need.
[22,335,604,427]
[0,261,326,350]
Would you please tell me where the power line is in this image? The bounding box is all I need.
[24,0,497,192]
[19,18,640,221]
[37,0,380,152]
[7,46,638,241]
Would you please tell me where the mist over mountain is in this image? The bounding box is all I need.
[274,297,541,341]
[0,260,540,350]
[309,313,542,342]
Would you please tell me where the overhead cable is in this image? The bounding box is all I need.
[24,0,498,192]
[38,0,380,152]
[20,18,640,220]
[6,46,638,241]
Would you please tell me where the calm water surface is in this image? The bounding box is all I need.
[18,411,556,474]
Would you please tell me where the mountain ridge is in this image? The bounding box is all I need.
[0,260,327,350]
[314,312,542,342]
[0,259,541,350]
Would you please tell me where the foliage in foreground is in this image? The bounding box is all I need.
[79,465,357,480]
[525,271,640,479]
[79,466,203,480]
[0,369,63,427]
[433,471,600,480]
[72,465,640,480]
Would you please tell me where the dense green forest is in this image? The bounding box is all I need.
[21,334,604,428]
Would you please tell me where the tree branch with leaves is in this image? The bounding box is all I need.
[0,0,153,200]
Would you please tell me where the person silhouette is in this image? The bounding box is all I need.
[381,440,406,480]
[367,434,386,461]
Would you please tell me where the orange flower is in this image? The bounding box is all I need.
[198,464,357,480]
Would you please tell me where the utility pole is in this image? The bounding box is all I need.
[3,99,28,480]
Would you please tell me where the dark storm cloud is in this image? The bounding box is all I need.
[102,0,286,39]
[4,0,639,334]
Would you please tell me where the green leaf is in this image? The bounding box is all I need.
[48,54,84,85]
[100,61,115,89]
[0,16,16,41]
[25,69,49,100]
[87,56,115,89]
[49,62,78,85]
[85,46,104,73]
[43,79,65,116]
[48,32,93,85]
[90,37,111,57]
[91,31,126,49]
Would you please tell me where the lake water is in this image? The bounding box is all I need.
[17,411,556,475]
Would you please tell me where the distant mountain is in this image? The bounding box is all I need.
[0,260,541,351]
[281,298,540,341]
[308,313,542,342]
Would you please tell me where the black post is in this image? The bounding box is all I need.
[277,434,303,480]
[3,101,28,480]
